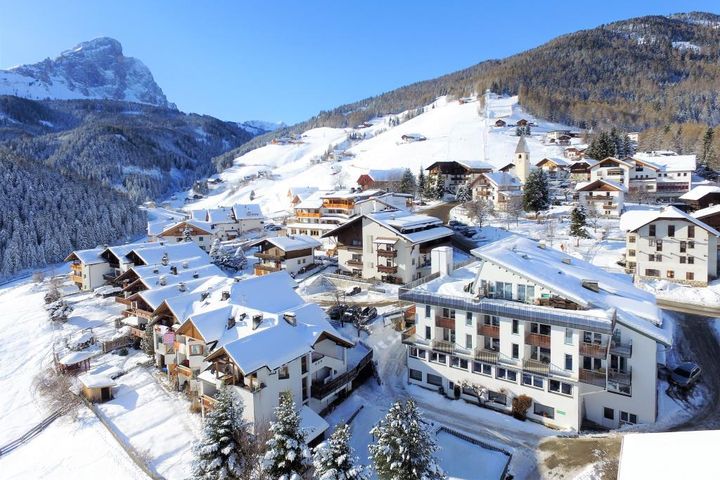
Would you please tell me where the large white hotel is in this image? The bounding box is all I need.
[401,238,671,430]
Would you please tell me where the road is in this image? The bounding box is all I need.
[668,313,720,431]
[419,202,479,254]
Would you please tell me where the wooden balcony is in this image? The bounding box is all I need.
[201,393,217,411]
[296,211,321,218]
[435,316,455,329]
[377,264,398,274]
[579,368,606,387]
[579,342,607,359]
[338,244,363,252]
[115,296,132,305]
[127,307,154,319]
[523,358,550,376]
[346,258,363,267]
[323,202,354,210]
[71,263,83,273]
[525,332,551,348]
[377,249,398,258]
[254,264,281,273]
[478,324,499,338]
[256,252,285,261]
[70,274,83,284]
[177,364,194,379]
[473,347,499,364]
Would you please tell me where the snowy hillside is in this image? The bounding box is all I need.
[0,37,174,108]
[176,95,578,218]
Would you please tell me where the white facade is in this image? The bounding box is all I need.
[576,179,626,217]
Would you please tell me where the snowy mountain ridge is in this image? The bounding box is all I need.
[0,37,174,108]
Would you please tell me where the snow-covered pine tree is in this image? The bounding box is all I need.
[455,183,472,203]
[569,206,590,246]
[369,399,446,480]
[522,169,550,217]
[399,169,417,195]
[417,167,425,198]
[209,238,222,263]
[262,391,310,479]
[312,423,368,480]
[192,386,256,480]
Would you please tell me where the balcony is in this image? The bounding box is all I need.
[431,339,454,354]
[478,324,499,338]
[377,249,398,258]
[609,368,632,386]
[177,364,194,379]
[127,307,154,319]
[579,342,607,359]
[473,347,499,364]
[338,244,363,252]
[254,264,281,273]
[523,358,550,376]
[323,202,354,210]
[346,258,363,267]
[256,252,285,261]
[70,274,83,284]
[71,263,82,273]
[296,211,321,218]
[435,316,455,329]
[377,264,398,274]
[579,368,606,387]
[115,296,132,305]
[610,339,632,357]
[201,393,217,411]
[525,333,551,349]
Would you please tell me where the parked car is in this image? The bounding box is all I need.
[345,286,361,296]
[326,304,347,320]
[361,306,378,321]
[264,224,283,231]
[669,362,702,388]
[342,306,362,323]
[461,228,476,238]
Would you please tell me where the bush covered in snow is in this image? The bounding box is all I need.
[312,423,368,480]
[262,391,310,479]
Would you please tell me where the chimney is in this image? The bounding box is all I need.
[430,246,454,276]
[221,291,230,301]
[200,291,209,301]
[161,253,169,266]
[193,271,199,279]
[227,316,236,330]
[562,258,572,265]
[159,275,167,286]
[178,281,186,292]
[582,279,600,293]
[170,265,178,275]
[252,313,263,330]
[153,268,159,274]
[182,261,189,269]
[284,312,297,326]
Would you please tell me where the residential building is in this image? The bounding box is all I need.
[65,248,113,291]
[401,237,671,431]
[288,187,319,209]
[425,161,493,194]
[156,219,215,251]
[356,168,406,191]
[692,204,720,230]
[564,147,585,161]
[494,119,507,128]
[633,152,695,202]
[623,206,718,286]
[469,172,522,211]
[188,203,265,241]
[575,179,626,217]
[249,235,321,276]
[680,185,720,211]
[568,159,596,182]
[589,157,632,186]
[324,210,453,284]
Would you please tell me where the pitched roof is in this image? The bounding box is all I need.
[536,157,571,167]
[365,168,406,182]
[633,152,696,172]
[575,178,627,192]
[624,206,720,236]
[679,185,720,201]
[64,247,106,265]
[232,203,263,220]
[250,235,321,253]
[128,242,210,267]
[481,171,522,188]
[692,204,720,220]
[160,219,214,236]
[322,210,453,245]
[515,136,529,154]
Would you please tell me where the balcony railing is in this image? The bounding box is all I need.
[579,342,607,359]
[474,347,499,364]
[377,249,398,258]
[201,393,217,411]
[435,316,455,329]
[71,263,83,272]
[256,252,285,261]
[346,258,363,267]
[478,323,499,338]
[338,244,363,252]
[523,358,550,375]
[609,368,632,386]
[254,264,281,273]
[311,350,373,400]
[431,339,454,354]
[115,296,132,305]
[377,264,398,274]
[610,339,632,357]
[177,364,194,379]
[127,307,154,319]
[579,368,606,387]
[525,332,551,348]
[70,274,83,284]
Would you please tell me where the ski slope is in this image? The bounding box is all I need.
[175,95,579,219]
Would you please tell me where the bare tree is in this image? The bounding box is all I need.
[33,369,82,419]
[464,200,493,228]
[503,196,524,229]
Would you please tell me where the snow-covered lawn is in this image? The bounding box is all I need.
[96,368,201,478]
[436,430,509,480]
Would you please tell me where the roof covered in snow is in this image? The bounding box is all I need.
[623,206,720,236]
[127,242,209,266]
[364,168,406,182]
[250,235,321,253]
[633,151,696,172]
[515,136,529,154]
[159,219,214,235]
[575,178,627,192]
[79,373,116,389]
[322,209,452,245]
[679,185,720,201]
[692,204,720,220]
[232,203,263,220]
[482,171,522,188]
[65,247,107,265]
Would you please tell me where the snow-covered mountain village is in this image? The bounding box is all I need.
[3,5,720,480]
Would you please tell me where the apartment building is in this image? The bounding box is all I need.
[623,206,718,286]
[324,210,453,284]
[156,219,215,251]
[401,237,671,430]
[249,235,321,277]
[65,248,113,291]
[425,160,493,194]
[469,172,523,211]
[575,179,626,217]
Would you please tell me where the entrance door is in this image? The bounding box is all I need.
[101,387,111,402]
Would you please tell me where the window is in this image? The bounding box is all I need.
[465,311,473,326]
[484,315,499,326]
[604,407,614,420]
[496,367,518,383]
[628,249,636,257]
[425,305,431,318]
[409,369,423,381]
[655,240,663,252]
[550,380,574,396]
[564,328,573,345]
[522,373,544,389]
[688,256,694,265]
[301,355,308,374]
[430,352,447,364]
[649,224,656,236]
[442,308,456,319]
[667,270,675,279]
[530,346,551,363]
[451,356,469,370]
[680,241,687,253]
[688,240,695,249]
[564,354,573,371]
[668,225,675,237]
[495,281,512,299]
[645,269,660,277]
[409,347,418,358]
[533,402,555,419]
[512,343,519,359]
[530,322,551,336]
[688,226,695,238]
[189,344,204,356]
[628,235,636,243]
[620,411,638,425]
[465,334,472,349]
[425,326,431,340]
[687,272,695,281]
[427,373,443,387]
[278,365,289,380]
[680,256,686,264]
[473,361,492,376]
[512,319,519,334]
[489,391,507,405]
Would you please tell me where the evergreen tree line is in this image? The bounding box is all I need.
[193,389,446,480]
[0,148,146,278]
[583,129,636,161]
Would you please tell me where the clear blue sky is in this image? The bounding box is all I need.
[1,1,718,124]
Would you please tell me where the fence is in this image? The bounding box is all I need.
[101,335,134,353]
[0,408,65,456]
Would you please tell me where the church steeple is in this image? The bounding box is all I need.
[515,135,530,183]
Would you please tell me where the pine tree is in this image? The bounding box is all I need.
[455,183,472,203]
[262,391,310,479]
[249,190,256,201]
[369,400,445,480]
[209,238,222,263]
[698,127,717,179]
[312,424,368,480]
[422,175,437,200]
[399,169,417,195]
[569,206,590,246]
[417,167,426,197]
[585,131,616,160]
[192,386,257,480]
[432,176,445,200]
[522,169,550,216]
